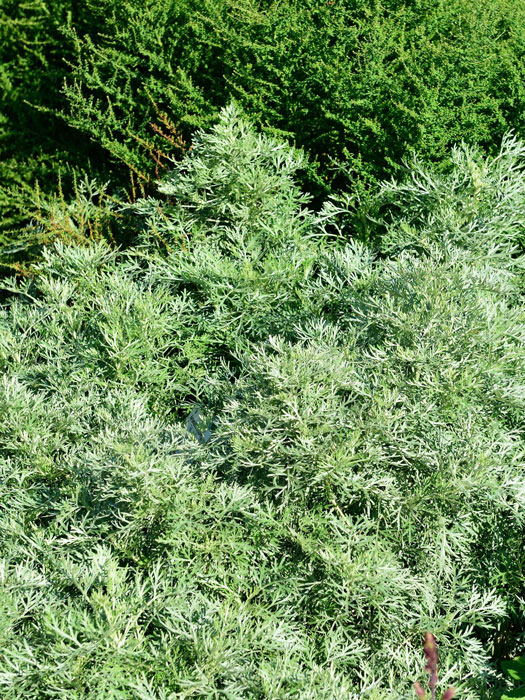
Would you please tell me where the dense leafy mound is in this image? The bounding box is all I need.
[1,110,524,698]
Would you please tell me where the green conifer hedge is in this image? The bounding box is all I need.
[2,0,525,266]
[61,0,525,197]
[0,0,115,256]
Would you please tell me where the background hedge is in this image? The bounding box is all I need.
[1,0,525,267]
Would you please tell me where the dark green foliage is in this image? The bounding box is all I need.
[62,0,525,200]
[2,0,525,270]
[1,110,524,698]
[500,656,525,699]
[0,0,118,270]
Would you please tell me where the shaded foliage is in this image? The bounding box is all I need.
[0,0,115,257]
